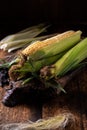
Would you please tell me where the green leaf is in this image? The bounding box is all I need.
[57,83,66,93]
[22,77,33,85]
[44,79,66,93]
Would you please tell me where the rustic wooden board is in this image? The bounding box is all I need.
[42,69,87,130]
[0,50,30,123]
[0,90,30,123]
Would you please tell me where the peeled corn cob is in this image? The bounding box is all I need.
[40,38,87,80]
[22,30,82,60]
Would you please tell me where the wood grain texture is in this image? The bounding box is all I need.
[0,90,30,124]
[0,50,30,123]
[42,69,87,130]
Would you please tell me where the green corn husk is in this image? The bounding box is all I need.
[1,35,49,52]
[27,30,82,61]
[41,38,87,79]
[17,52,65,72]
[10,52,65,81]
[0,24,46,43]
[0,24,48,52]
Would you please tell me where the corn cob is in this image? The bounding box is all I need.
[19,52,65,72]
[0,24,46,44]
[1,35,49,52]
[40,38,87,80]
[0,24,48,52]
[22,30,82,61]
[9,52,65,81]
[8,30,82,81]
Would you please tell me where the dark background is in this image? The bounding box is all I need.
[0,0,87,38]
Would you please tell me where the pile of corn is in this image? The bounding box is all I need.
[1,27,87,90]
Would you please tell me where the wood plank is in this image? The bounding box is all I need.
[77,68,87,130]
[42,71,87,130]
[0,89,30,123]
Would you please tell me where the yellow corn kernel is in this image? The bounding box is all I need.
[22,31,75,56]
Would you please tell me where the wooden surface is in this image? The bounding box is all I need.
[42,68,87,130]
[0,50,29,124]
[0,50,87,130]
